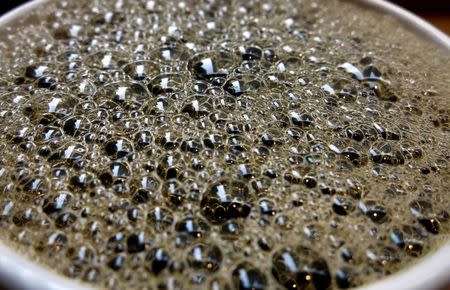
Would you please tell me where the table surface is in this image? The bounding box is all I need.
[421,13,450,35]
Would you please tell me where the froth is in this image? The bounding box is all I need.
[0,0,449,289]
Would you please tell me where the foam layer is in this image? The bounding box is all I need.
[0,0,449,289]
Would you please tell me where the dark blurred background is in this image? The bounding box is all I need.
[1,0,29,15]
[393,0,450,35]
[0,0,449,35]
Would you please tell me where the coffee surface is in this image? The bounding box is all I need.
[0,0,449,289]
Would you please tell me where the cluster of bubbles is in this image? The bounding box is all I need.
[0,0,449,289]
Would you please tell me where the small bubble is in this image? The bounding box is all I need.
[272,245,331,290]
[232,262,266,290]
[127,232,146,253]
[359,200,388,224]
[146,248,170,275]
[187,243,222,272]
[201,181,252,224]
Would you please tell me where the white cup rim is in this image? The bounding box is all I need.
[0,0,449,289]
